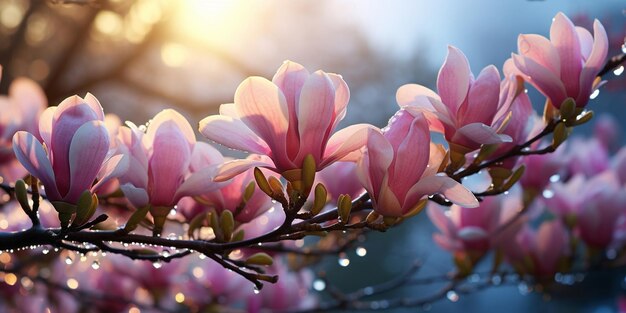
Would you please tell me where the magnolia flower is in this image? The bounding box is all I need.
[566,137,609,178]
[519,144,566,194]
[357,110,477,217]
[503,220,570,278]
[428,193,525,263]
[13,95,127,205]
[506,12,608,108]
[593,114,620,150]
[117,110,224,232]
[0,75,47,182]
[544,172,626,248]
[397,46,511,153]
[199,61,371,184]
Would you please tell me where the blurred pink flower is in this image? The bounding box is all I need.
[506,12,608,108]
[566,137,610,178]
[397,46,511,152]
[13,94,127,204]
[179,155,275,224]
[0,76,46,182]
[199,61,371,181]
[315,161,365,203]
[593,113,620,150]
[428,193,525,260]
[519,144,566,194]
[503,220,570,278]
[357,110,477,217]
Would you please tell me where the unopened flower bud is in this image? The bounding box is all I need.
[14,180,31,213]
[310,183,328,216]
[245,252,274,266]
[220,210,235,242]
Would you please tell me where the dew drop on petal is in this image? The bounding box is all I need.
[153,261,162,269]
[542,189,554,199]
[549,174,560,183]
[590,89,600,100]
[446,290,459,302]
[65,256,73,265]
[614,65,624,76]
[91,261,100,270]
[42,249,49,255]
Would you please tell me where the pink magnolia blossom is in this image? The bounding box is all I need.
[199,61,371,182]
[397,46,511,152]
[545,172,626,248]
[503,220,570,278]
[566,137,609,178]
[593,113,620,150]
[357,110,477,217]
[428,193,525,262]
[0,75,46,182]
[506,12,608,108]
[12,94,127,204]
[117,110,224,209]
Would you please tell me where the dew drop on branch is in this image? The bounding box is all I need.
[313,279,326,291]
[446,290,459,302]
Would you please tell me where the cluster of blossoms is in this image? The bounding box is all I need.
[0,12,615,312]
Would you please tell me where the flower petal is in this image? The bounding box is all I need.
[38,107,55,149]
[120,183,149,208]
[513,54,567,107]
[405,175,478,209]
[578,19,608,105]
[459,65,500,126]
[454,123,512,146]
[12,131,61,200]
[437,46,471,115]
[92,154,129,193]
[214,158,274,182]
[296,71,336,163]
[199,115,270,155]
[427,205,456,236]
[517,34,561,75]
[148,120,192,207]
[235,77,290,167]
[66,121,110,203]
[327,73,350,130]
[175,166,225,200]
[550,12,582,97]
[145,109,195,152]
[321,124,373,168]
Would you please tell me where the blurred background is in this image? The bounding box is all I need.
[0,0,624,312]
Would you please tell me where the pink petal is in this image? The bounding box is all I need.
[321,124,373,168]
[189,142,224,172]
[375,178,402,217]
[427,205,456,236]
[454,123,512,146]
[235,77,290,167]
[396,84,440,108]
[120,183,149,208]
[360,128,393,198]
[327,73,350,130]
[272,61,309,160]
[389,113,430,200]
[50,97,101,196]
[550,12,583,97]
[458,226,489,241]
[38,107,55,149]
[66,121,110,203]
[575,27,593,61]
[199,115,270,155]
[148,121,192,207]
[83,93,105,121]
[405,175,478,209]
[145,109,195,152]
[458,65,500,126]
[12,131,61,200]
[214,158,274,182]
[437,46,471,115]
[296,71,336,163]
[175,166,224,200]
[433,233,461,251]
[92,154,129,193]
[513,54,568,107]
[578,20,608,105]
[517,34,561,75]
[9,78,46,133]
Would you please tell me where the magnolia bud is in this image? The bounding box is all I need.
[124,205,151,233]
[14,180,31,214]
[337,194,352,224]
[301,154,316,196]
[245,252,274,266]
[310,183,328,216]
[220,211,235,242]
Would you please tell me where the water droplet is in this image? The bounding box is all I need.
[313,279,326,291]
[518,282,531,295]
[152,261,162,269]
[491,275,502,285]
[590,89,600,100]
[42,249,49,255]
[614,65,624,76]
[363,287,374,295]
[446,290,459,302]
[65,256,73,265]
[622,43,626,54]
[542,189,554,199]
[162,250,170,258]
[549,174,560,183]
[338,253,350,267]
[253,286,260,294]
[356,247,367,257]
[91,261,100,270]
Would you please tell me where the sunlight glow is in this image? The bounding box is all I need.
[172,0,244,45]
